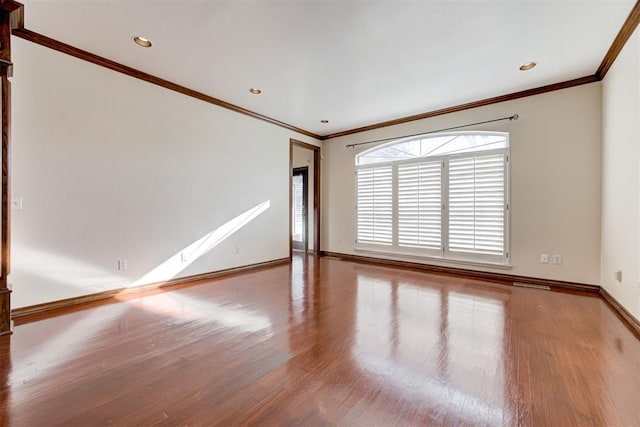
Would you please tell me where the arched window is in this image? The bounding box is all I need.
[355,131,509,265]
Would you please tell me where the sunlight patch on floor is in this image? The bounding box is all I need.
[120,291,273,335]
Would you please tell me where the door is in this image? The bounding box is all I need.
[292,167,308,251]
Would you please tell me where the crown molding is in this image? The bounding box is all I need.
[10,0,640,142]
[11,28,323,140]
[596,0,640,80]
[322,75,598,140]
[323,0,639,140]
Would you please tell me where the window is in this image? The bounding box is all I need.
[355,131,509,265]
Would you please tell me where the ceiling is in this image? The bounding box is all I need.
[19,0,636,136]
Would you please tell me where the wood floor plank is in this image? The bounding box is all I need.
[1,254,639,425]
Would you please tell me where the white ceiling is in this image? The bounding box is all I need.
[19,0,635,136]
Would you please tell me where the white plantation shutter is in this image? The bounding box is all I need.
[398,161,442,250]
[357,166,393,245]
[355,132,509,266]
[448,153,506,258]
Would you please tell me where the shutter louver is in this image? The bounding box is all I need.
[448,153,505,256]
[357,166,393,245]
[398,161,442,249]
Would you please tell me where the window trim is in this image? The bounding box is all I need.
[355,132,510,268]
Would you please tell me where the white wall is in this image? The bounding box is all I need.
[7,35,614,308]
[10,37,319,308]
[323,83,602,285]
[292,144,315,251]
[601,28,640,321]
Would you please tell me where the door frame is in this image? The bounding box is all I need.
[289,139,320,257]
[291,166,309,251]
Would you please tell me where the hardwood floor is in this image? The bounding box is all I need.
[1,254,639,426]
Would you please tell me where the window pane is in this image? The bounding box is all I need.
[292,174,304,241]
[426,134,506,157]
[357,132,507,166]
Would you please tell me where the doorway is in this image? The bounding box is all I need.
[289,139,320,257]
[292,167,308,251]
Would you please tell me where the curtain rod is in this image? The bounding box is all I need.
[345,114,519,149]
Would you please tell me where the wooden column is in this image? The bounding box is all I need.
[0,63,10,335]
[0,1,24,336]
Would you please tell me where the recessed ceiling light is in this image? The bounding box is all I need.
[320,120,329,124]
[249,88,262,94]
[133,36,152,48]
[519,62,536,71]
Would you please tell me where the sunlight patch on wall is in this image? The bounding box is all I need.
[12,246,126,291]
[129,200,271,288]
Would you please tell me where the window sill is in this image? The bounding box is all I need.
[353,247,513,270]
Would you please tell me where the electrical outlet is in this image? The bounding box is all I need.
[118,259,128,271]
[552,255,562,265]
[540,253,549,263]
[615,270,622,282]
[235,245,241,254]
[181,252,188,262]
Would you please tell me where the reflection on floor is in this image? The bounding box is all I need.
[1,254,639,425]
